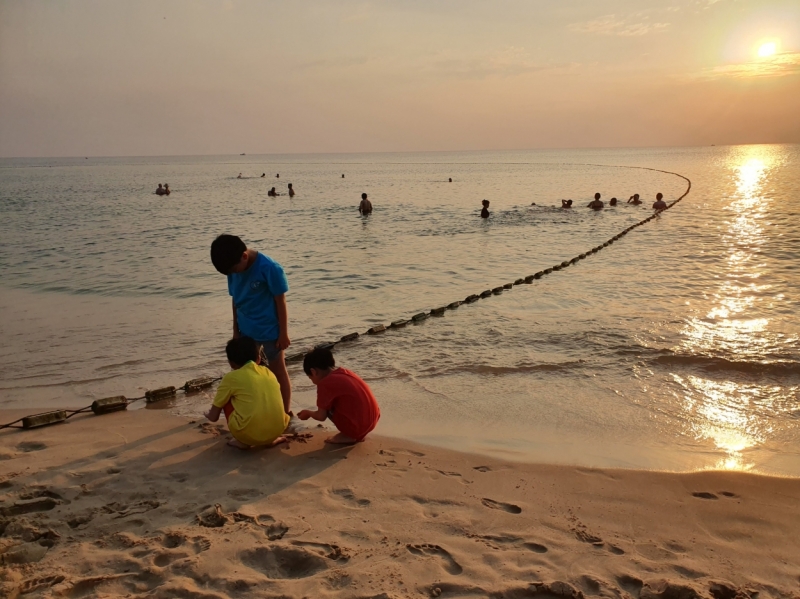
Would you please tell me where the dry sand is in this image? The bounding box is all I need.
[1,408,799,599]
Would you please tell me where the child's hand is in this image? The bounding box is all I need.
[277,332,291,350]
[297,410,312,421]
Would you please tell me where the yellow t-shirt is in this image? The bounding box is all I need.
[213,362,289,446]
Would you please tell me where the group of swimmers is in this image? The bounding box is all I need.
[268,184,295,197]
[562,192,668,211]
[561,193,667,210]
[154,184,170,196]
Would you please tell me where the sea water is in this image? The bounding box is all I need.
[1,146,798,474]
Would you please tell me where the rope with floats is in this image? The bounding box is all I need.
[0,377,221,431]
[0,165,690,433]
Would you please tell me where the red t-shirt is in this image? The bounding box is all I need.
[317,368,380,441]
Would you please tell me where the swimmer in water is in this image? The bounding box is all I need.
[276,173,280,179]
[609,197,618,206]
[628,194,642,205]
[587,193,604,210]
[288,183,295,198]
[653,192,668,210]
[261,173,266,178]
[480,199,490,218]
[342,174,345,178]
[238,173,243,179]
[449,178,452,182]
[268,187,279,197]
[561,199,573,208]
[155,184,165,195]
[164,184,170,196]
[359,193,373,215]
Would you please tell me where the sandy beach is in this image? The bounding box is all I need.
[1,409,799,598]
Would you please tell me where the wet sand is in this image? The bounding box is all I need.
[1,408,799,598]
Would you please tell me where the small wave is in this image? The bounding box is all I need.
[654,354,800,377]
[420,360,586,377]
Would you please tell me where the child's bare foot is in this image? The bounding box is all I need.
[324,433,358,445]
[227,438,251,450]
[266,436,287,448]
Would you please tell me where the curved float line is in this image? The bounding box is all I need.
[283,163,693,361]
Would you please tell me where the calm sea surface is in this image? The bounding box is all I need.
[1,146,798,474]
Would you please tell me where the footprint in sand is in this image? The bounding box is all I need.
[153,551,189,567]
[193,536,212,552]
[241,545,329,579]
[616,574,644,595]
[292,540,349,561]
[473,466,492,472]
[332,487,370,507]
[692,492,718,500]
[481,498,521,514]
[257,515,289,540]
[522,542,548,553]
[18,575,66,595]
[228,488,261,500]
[16,442,47,453]
[197,504,228,527]
[719,491,738,498]
[161,533,186,549]
[406,544,463,575]
[393,448,426,457]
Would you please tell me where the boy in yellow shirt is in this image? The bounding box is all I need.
[204,336,290,449]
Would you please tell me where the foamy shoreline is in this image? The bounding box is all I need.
[1,408,799,598]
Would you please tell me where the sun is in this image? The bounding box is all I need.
[757,42,777,58]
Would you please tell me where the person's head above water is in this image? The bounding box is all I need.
[567,199,573,206]
[288,183,293,189]
[482,199,490,207]
[594,193,601,200]
[210,234,247,275]
[361,193,368,200]
[610,197,617,205]
[449,178,452,182]
[225,336,260,369]
[656,192,663,200]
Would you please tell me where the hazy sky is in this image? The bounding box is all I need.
[1,0,798,157]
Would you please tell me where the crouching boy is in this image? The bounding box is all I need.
[205,336,290,449]
[298,348,380,444]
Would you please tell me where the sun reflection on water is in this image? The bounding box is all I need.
[677,146,784,471]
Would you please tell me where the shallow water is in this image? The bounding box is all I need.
[1,146,798,474]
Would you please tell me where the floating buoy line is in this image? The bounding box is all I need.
[0,165,691,433]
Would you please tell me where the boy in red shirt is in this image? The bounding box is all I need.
[297,348,380,444]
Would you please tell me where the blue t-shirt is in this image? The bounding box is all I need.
[228,253,289,341]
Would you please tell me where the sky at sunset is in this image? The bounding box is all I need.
[1,0,798,157]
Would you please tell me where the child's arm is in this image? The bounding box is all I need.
[297,408,327,421]
[274,293,290,350]
[205,405,223,422]
[232,299,240,338]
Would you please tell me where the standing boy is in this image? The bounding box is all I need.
[298,348,380,444]
[210,234,292,414]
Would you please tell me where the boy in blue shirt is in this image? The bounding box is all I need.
[211,234,292,414]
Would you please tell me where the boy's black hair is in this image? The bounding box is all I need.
[210,234,246,274]
[226,336,260,367]
[361,193,367,200]
[303,348,336,375]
